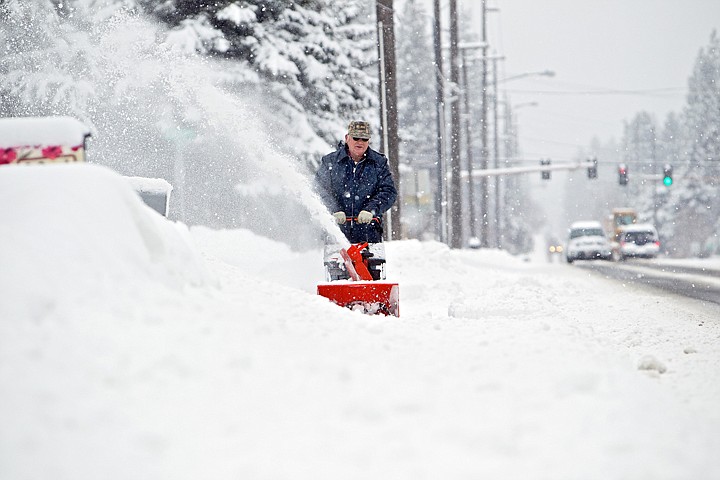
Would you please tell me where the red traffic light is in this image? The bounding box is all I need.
[618,164,628,186]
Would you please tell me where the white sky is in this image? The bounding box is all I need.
[2,163,720,478]
[467,0,720,162]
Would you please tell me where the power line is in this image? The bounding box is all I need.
[503,87,685,97]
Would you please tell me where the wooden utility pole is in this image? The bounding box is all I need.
[462,49,476,240]
[492,56,501,248]
[449,0,462,248]
[432,0,446,244]
[479,0,490,248]
[376,0,401,240]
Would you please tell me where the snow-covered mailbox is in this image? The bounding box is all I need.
[123,176,173,218]
[0,116,91,164]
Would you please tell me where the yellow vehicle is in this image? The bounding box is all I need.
[605,208,637,243]
[603,208,638,259]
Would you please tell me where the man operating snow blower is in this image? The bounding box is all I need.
[314,120,397,244]
[314,120,399,316]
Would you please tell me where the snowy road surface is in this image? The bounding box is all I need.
[576,259,720,305]
[2,165,720,480]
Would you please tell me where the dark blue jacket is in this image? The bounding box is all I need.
[315,144,397,243]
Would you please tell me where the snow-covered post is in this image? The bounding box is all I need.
[163,127,195,223]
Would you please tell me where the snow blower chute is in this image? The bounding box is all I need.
[317,242,399,316]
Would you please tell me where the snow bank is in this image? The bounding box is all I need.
[2,168,720,480]
[0,163,215,321]
[190,225,324,292]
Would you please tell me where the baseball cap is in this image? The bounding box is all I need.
[347,120,371,139]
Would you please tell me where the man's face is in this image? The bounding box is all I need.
[345,134,370,158]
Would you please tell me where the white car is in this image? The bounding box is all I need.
[566,221,612,263]
[617,224,660,260]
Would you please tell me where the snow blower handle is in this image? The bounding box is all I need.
[345,216,381,224]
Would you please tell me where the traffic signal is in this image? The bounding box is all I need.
[541,159,551,180]
[663,164,673,186]
[587,157,598,179]
[618,164,628,186]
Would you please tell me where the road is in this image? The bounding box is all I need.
[573,258,720,306]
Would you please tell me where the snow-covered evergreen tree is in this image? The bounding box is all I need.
[652,112,685,255]
[396,0,435,160]
[620,112,659,223]
[0,0,111,120]
[679,29,720,255]
[137,0,378,165]
[658,112,687,172]
[644,30,720,256]
[686,30,720,178]
[0,0,383,244]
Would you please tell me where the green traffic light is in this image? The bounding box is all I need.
[663,176,673,186]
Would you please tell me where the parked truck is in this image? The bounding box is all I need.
[603,207,638,259]
[604,207,638,243]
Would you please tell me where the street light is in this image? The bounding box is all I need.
[511,101,539,109]
[499,70,555,83]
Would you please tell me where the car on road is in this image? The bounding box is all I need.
[546,237,564,262]
[616,224,660,260]
[565,221,612,263]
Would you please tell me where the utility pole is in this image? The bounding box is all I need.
[449,0,462,248]
[478,0,490,248]
[432,0,446,244]
[376,0,401,239]
[492,56,501,248]
[461,49,476,240]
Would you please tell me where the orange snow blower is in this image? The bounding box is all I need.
[317,241,399,317]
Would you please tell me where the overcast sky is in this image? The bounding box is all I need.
[467,0,720,163]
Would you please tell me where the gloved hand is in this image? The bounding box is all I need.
[332,211,346,224]
[357,210,373,224]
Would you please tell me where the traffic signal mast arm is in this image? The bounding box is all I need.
[461,160,675,183]
[461,161,586,178]
[617,163,674,186]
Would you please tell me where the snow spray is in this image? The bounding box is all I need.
[150,20,350,248]
[188,86,351,249]
[6,4,349,249]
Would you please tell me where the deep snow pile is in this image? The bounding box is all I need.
[0,164,215,321]
[1,164,720,480]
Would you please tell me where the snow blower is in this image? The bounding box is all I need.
[317,241,399,317]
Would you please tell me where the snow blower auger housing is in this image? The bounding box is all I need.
[317,242,399,317]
